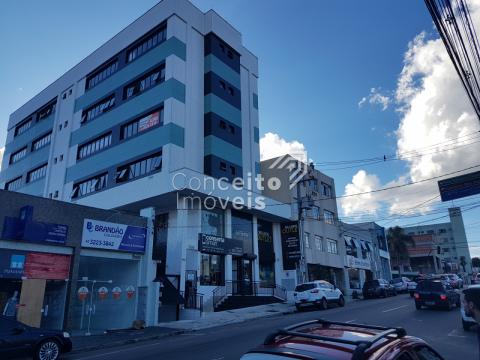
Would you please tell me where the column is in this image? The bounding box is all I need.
[225,208,232,282]
[252,216,260,283]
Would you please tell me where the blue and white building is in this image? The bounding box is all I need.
[0,0,292,324]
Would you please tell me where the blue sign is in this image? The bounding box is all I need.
[2,217,68,245]
[438,170,480,201]
[0,251,26,279]
[81,219,146,253]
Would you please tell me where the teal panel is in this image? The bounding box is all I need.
[204,135,242,167]
[254,126,259,143]
[5,115,54,155]
[204,94,241,127]
[253,93,258,109]
[71,79,185,146]
[204,54,241,89]
[75,37,186,111]
[66,123,184,183]
[0,146,50,182]
[19,178,45,196]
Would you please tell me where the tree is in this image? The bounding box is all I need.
[472,257,480,268]
[387,226,415,272]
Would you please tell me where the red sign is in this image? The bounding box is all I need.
[112,286,122,300]
[138,112,160,132]
[408,234,436,257]
[98,286,108,300]
[24,253,71,280]
[77,286,89,301]
[126,285,135,299]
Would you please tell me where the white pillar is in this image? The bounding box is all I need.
[225,209,232,282]
[139,207,158,326]
[252,216,260,283]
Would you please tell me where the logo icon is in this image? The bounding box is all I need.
[268,152,309,189]
[10,255,25,270]
[86,221,93,232]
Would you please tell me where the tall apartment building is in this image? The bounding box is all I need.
[0,0,292,329]
[402,207,473,274]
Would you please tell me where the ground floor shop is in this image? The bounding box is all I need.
[343,255,374,296]
[307,264,344,291]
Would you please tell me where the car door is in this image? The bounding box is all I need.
[0,316,31,358]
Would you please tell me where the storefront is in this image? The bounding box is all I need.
[344,255,372,295]
[257,219,275,287]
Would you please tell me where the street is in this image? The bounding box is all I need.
[64,294,478,360]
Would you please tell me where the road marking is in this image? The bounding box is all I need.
[448,329,467,338]
[381,305,408,313]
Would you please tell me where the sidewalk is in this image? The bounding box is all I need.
[71,302,296,354]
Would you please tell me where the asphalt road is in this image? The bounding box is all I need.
[64,294,478,360]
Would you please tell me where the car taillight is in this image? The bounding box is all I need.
[440,294,447,301]
[311,289,319,293]
[414,293,420,299]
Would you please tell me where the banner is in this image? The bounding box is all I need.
[81,219,146,253]
[198,233,244,256]
[2,217,68,245]
[281,222,300,270]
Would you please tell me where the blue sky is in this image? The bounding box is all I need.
[1,1,479,258]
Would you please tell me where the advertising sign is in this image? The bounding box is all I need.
[408,234,436,257]
[281,222,300,270]
[126,285,136,299]
[78,287,89,301]
[438,170,480,201]
[345,255,371,270]
[2,217,68,245]
[112,287,122,300]
[138,111,160,132]
[198,234,244,256]
[98,287,108,300]
[81,219,146,253]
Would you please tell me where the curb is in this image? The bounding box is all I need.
[70,329,188,354]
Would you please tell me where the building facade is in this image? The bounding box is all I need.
[0,0,293,323]
[401,207,472,274]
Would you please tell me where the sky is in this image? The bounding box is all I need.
[1,0,480,258]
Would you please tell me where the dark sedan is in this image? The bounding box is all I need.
[414,279,460,310]
[0,315,72,360]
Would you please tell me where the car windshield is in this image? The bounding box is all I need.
[295,284,316,292]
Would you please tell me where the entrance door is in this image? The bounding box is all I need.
[17,279,46,328]
[40,280,68,330]
[233,258,253,295]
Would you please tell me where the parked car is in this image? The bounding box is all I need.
[472,273,480,284]
[461,284,480,331]
[241,319,445,360]
[390,277,410,293]
[414,279,460,310]
[362,279,397,299]
[0,315,72,360]
[447,274,463,289]
[433,274,452,287]
[293,280,345,311]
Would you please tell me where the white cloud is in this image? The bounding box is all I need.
[260,132,307,162]
[0,147,3,169]
[342,7,480,218]
[358,87,391,111]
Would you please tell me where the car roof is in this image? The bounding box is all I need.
[249,320,419,360]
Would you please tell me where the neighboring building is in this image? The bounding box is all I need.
[0,0,293,321]
[340,222,392,291]
[401,207,472,274]
[0,189,149,334]
[261,156,346,294]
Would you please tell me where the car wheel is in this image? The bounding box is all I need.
[415,302,422,310]
[319,298,328,310]
[463,319,472,331]
[295,304,302,312]
[35,339,60,360]
[409,292,414,298]
[393,290,397,296]
[338,295,345,307]
[381,290,387,298]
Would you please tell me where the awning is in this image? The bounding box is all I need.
[365,242,372,252]
[344,236,354,247]
[360,241,367,251]
[352,239,362,249]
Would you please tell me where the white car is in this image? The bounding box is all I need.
[293,280,345,310]
[390,277,410,293]
[461,284,480,331]
[407,280,417,297]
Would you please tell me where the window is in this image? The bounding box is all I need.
[304,232,310,248]
[228,125,235,134]
[120,108,163,140]
[200,254,224,286]
[439,228,447,233]
[124,64,165,99]
[54,190,59,198]
[414,346,442,360]
[230,166,236,176]
[9,147,27,164]
[126,25,167,63]
[71,173,108,199]
[220,162,227,171]
[307,206,320,219]
[219,120,227,129]
[77,132,112,160]
[219,81,226,90]
[116,152,162,183]
[14,118,32,137]
[81,94,115,124]
[32,132,52,151]
[27,163,47,183]
[315,235,323,251]
[306,179,318,191]
[5,177,22,191]
[323,210,335,225]
[327,239,338,254]
[37,102,56,120]
[227,86,234,96]
[321,182,332,197]
[201,209,224,237]
[86,59,119,90]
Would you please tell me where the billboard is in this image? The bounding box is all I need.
[281,222,300,270]
[2,217,68,245]
[408,234,436,257]
[438,170,480,201]
[81,219,146,253]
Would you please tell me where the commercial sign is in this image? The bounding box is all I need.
[438,170,480,201]
[408,234,436,257]
[138,111,160,132]
[81,219,147,253]
[77,287,89,301]
[2,217,68,245]
[197,233,243,256]
[0,250,71,279]
[281,222,300,270]
[345,255,371,270]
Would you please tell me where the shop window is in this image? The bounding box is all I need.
[201,209,224,237]
[232,210,253,254]
[200,254,224,286]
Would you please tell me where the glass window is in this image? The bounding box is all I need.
[81,94,116,124]
[9,147,27,164]
[415,347,442,360]
[116,152,162,183]
[304,232,310,248]
[200,254,224,286]
[231,210,253,253]
[14,118,32,137]
[37,101,56,120]
[201,209,224,237]
[324,210,335,225]
[321,182,332,197]
[27,163,47,183]
[71,173,108,199]
[121,108,163,140]
[123,64,165,100]
[77,133,112,160]
[86,59,119,90]
[315,235,323,251]
[126,26,166,63]
[5,176,22,191]
[327,239,338,254]
[32,132,52,151]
